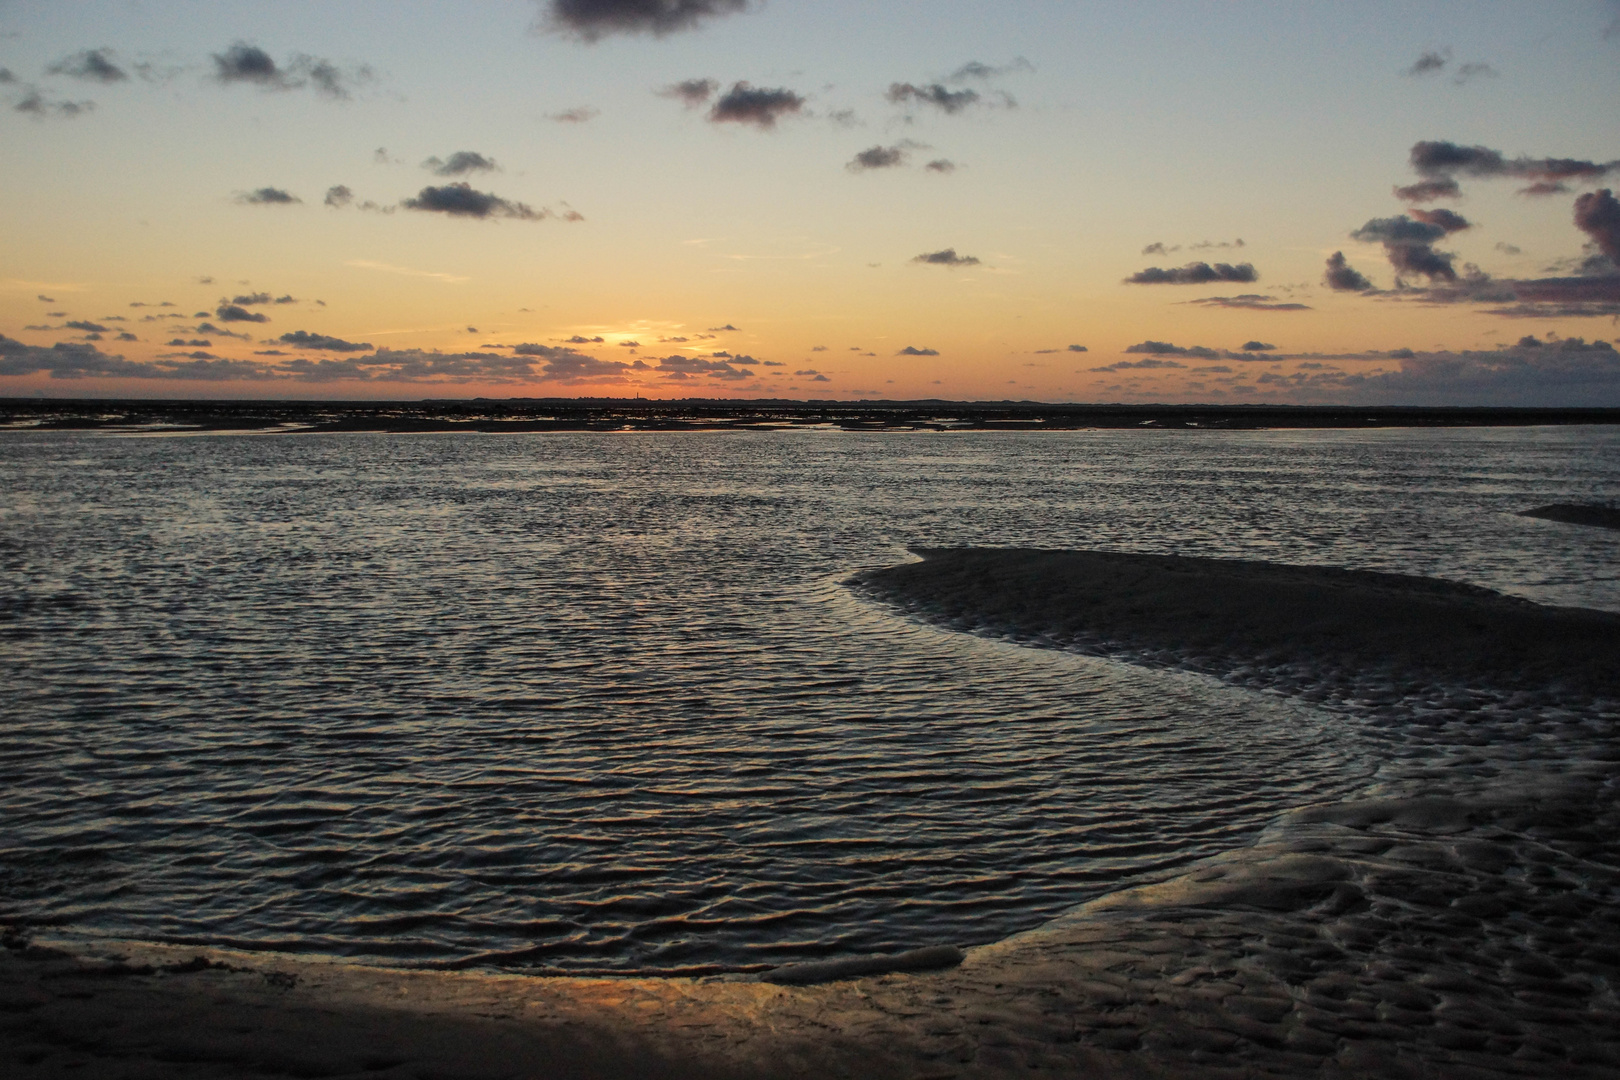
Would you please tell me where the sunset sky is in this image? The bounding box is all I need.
[3,0,1619,404]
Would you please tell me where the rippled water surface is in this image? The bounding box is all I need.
[3,427,1617,972]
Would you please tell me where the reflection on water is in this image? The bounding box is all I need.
[1,427,1616,971]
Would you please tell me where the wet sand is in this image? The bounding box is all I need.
[7,549,1620,1078]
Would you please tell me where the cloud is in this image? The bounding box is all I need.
[1189,238,1245,251]
[1262,340,1620,406]
[708,82,804,128]
[1453,62,1497,85]
[925,159,956,174]
[1324,251,1375,291]
[948,58,1033,82]
[1350,215,1457,282]
[1393,178,1461,203]
[886,82,980,114]
[1185,294,1311,311]
[658,78,718,106]
[542,0,750,41]
[1409,207,1472,233]
[1495,241,1523,256]
[0,69,13,84]
[897,346,939,356]
[279,330,373,352]
[653,353,755,380]
[562,335,605,343]
[48,48,127,83]
[707,324,738,331]
[212,43,370,98]
[548,106,599,123]
[231,292,272,305]
[236,187,300,205]
[64,320,108,332]
[14,89,93,118]
[1406,50,1448,76]
[423,151,498,176]
[325,185,353,208]
[912,248,979,267]
[510,343,641,382]
[1092,357,1186,372]
[1125,340,1220,359]
[1574,188,1620,263]
[1125,262,1257,285]
[0,335,271,381]
[848,144,907,171]
[1241,341,1276,352]
[402,183,545,220]
[1520,181,1571,198]
[1068,344,1088,352]
[1409,140,1618,184]
[215,304,269,323]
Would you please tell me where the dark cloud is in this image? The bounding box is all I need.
[848,144,907,171]
[1142,242,1176,256]
[168,339,212,347]
[116,332,138,341]
[325,185,353,208]
[708,82,804,128]
[15,89,93,118]
[0,335,269,381]
[544,0,750,41]
[1350,215,1457,282]
[236,187,300,205]
[215,304,269,323]
[1406,50,1448,77]
[1185,294,1311,311]
[1262,340,1620,406]
[48,48,127,83]
[211,43,370,98]
[1520,181,1571,198]
[505,343,639,382]
[1125,262,1258,285]
[1241,341,1277,352]
[925,159,956,174]
[654,354,754,380]
[1453,62,1497,84]
[1324,251,1375,292]
[707,324,738,331]
[402,183,545,220]
[1092,357,1186,372]
[1393,178,1461,203]
[658,78,718,106]
[423,151,498,176]
[1409,207,1472,233]
[231,292,272,305]
[548,106,599,123]
[1409,140,1618,184]
[897,346,939,356]
[1068,344,1088,352]
[1495,241,1522,256]
[279,330,373,352]
[886,82,980,114]
[912,248,979,267]
[561,335,606,344]
[1189,239,1245,251]
[213,43,280,85]
[1574,188,1620,264]
[64,320,108,332]
[1125,341,1220,359]
[0,69,13,84]
[948,58,1033,82]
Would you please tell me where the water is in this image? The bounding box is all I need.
[2,426,1617,973]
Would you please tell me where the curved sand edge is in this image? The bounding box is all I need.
[7,550,1620,1077]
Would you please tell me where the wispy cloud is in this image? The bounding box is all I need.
[345,260,470,283]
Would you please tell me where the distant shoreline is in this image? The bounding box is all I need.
[4,397,1620,434]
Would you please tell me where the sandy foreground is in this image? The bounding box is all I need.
[7,548,1620,1078]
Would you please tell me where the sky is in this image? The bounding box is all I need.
[3,0,1620,406]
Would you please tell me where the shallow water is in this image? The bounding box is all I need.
[2,426,1617,972]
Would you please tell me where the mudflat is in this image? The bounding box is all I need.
[6,548,1619,1078]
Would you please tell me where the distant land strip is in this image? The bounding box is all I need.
[4,398,1620,434]
[854,547,1620,699]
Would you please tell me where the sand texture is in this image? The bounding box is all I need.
[7,548,1620,1078]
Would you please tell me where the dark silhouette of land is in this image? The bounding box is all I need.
[4,397,1620,433]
